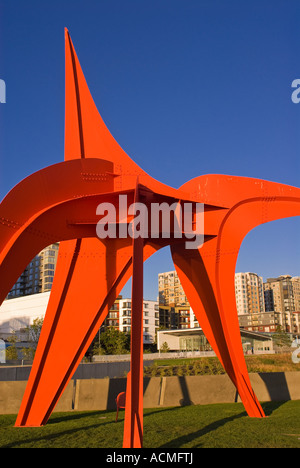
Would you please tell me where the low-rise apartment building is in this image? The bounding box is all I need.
[103,297,159,344]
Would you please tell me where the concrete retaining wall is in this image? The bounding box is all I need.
[0,361,144,382]
[0,372,299,415]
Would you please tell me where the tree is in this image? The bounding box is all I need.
[160,341,170,353]
[272,325,292,352]
[92,344,106,356]
[22,317,44,360]
[6,333,19,360]
[99,328,130,355]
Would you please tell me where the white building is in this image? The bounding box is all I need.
[0,293,159,345]
[190,309,199,328]
[106,298,159,344]
[0,292,50,340]
[157,328,274,354]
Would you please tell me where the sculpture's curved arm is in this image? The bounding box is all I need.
[172,175,300,417]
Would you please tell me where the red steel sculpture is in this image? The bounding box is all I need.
[0,30,299,448]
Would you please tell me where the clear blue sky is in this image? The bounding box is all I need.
[0,0,299,299]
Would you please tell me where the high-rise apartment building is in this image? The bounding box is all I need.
[38,244,59,293]
[158,271,188,307]
[264,275,300,314]
[236,274,300,334]
[7,256,41,299]
[158,270,194,330]
[235,272,272,332]
[263,275,300,334]
[235,272,265,316]
[158,270,300,335]
[8,244,59,299]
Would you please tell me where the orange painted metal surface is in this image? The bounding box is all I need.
[0,29,299,446]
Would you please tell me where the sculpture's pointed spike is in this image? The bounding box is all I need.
[64,28,85,160]
[64,29,145,175]
[65,30,190,199]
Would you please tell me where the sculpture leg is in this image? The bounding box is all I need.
[123,186,144,448]
[171,241,265,418]
[172,175,300,418]
[15,238,133,427]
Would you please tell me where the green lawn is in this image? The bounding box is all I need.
[0,401,299,448]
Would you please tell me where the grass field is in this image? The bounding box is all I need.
[0,401,299,448]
